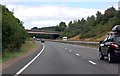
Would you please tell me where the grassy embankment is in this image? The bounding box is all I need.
[1,39,38,62]
[69,35,106,48]
[0,43,1,62]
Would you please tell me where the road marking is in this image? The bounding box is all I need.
[83,57,86,59]
[76,53,80,56]
[65,48,67,50]
[89,60,96,65]
[14,43,45,75]
[69,50,72,52]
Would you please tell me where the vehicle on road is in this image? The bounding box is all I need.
[36,38,41,41]
[99,25,120,63]
[62,37,67,41]
[41,39,45,43]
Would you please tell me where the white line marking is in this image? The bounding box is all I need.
[65,48,67,50]
[15,43,45,75]
[76,53,80,56]
[69,50,72,52]
[83,57,86,59]
[89,60,96,65]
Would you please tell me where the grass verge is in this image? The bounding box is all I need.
[1,39,38,62]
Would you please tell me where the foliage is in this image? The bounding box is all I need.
[30,7,120,41]
[2,39,37,62]
[61,7,120,40]
[29,21,67,39]
[1,4,28,53]
[38,21,67,32]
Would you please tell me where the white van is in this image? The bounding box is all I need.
[62,37,67,41]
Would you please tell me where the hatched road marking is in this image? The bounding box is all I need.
[89,60,96,65]
[76,53,80,56]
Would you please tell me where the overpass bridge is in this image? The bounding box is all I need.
[26,29,61,35]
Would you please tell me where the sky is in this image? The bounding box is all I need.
[1,0,120,29]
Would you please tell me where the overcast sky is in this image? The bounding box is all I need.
[1,0,119,29]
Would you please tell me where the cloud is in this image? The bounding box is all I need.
[4,4,102,29]
[113,3,118,10]
[12,5,98,19]
[4,2,118,29]
[31,20,60,27]
[1,0,119,2]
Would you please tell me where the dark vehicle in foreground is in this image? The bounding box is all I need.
[99,25,120,63]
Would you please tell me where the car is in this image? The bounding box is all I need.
[99,25,120,63]
[41,39,45,43]
[36,38,41,41]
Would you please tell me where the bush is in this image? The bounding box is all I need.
[1,5,28,53]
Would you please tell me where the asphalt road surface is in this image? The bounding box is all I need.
[3,41,120,75]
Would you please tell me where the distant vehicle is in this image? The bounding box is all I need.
[62,37,67,41]
[99,25,120,63]
[41,39,45,43]
[33,36,36,41]
[36,38,41,41]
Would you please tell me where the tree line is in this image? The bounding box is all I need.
[62,6,120,39]
[1,4,28,54]
[32,21,67,32]
[33,6,120,40]
[30,22,67,39]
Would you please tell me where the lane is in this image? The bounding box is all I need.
[15,43,45,75]
[53,42,118,74]
[21,41,118,74]
[53,42,119,73]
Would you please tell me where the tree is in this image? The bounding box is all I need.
[104,7,116,18]
[81,18,86,32]
[2,4,28,53]
[68,21,73,28]
[102,7,116,24]
[96,11,103,24]
[57,22,67,31]
[31,27,38,29]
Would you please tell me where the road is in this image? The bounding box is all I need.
[2,41,119,75]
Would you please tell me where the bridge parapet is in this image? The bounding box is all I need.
[26,29,61,35]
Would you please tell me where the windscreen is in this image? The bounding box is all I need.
[114,35,120,45]
[112,25,120,32]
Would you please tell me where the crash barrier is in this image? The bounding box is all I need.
[52,40,99,48]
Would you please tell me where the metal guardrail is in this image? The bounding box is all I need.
[52,40,99,47]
